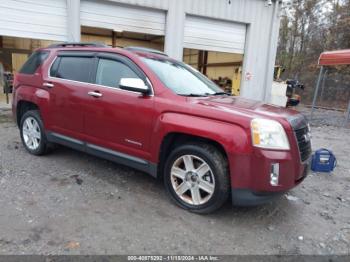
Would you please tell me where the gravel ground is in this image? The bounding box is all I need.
[0,106,349,255]
[298,105,350,128]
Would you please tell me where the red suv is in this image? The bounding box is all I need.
[12,43,311,213]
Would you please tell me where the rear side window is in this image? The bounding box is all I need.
[52,57,93,83]
[19,51,49,74]
[96,59,139,88]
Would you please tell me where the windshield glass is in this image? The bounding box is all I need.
[141,57,224,96]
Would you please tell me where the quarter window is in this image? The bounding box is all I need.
[50,57,60,77]
[19,51,49,74]
[54,57,93,83]
[96,59,139,88]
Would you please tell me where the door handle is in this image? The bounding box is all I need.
[88,91,102,98]
[43,82,54,88]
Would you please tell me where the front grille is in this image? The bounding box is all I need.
[294,126,312,162]
[288,115,312,162]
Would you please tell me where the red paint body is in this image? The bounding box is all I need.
[12,47,309,201]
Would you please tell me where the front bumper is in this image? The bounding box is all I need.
[231,163,309,206]
[229,113,311,206]
[229,152,310,206]
[231,189,286,206]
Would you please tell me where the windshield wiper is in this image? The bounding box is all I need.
[179,93,209,97]
[211,92,231,96]
[179,92,230,97]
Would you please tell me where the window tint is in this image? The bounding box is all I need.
[55,57,92,82]
[96,59,139,88]
[50,57,60,77]
[19,51,49,74]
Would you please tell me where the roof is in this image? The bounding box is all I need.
[47,42,108,48]
[124,46,168,57]
[318,49,350,66]
[42,42,171,60]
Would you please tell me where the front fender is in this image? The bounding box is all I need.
[150,112,251,163]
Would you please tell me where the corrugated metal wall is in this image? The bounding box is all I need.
[105,0,279,101]
[0,0,68,41]
[81,0,166,36]
[107,0,170,10]
[0,0,279,101]
[183,15,246,54]
[180,0,278,101]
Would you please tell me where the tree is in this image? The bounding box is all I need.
[276,0,350,106]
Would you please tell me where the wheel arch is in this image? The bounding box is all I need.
[157,132,229,179]
[16,100,39,127]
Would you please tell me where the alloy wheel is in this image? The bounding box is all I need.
[22,116,41,150]
[170,154,215,205]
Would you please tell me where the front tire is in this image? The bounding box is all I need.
[164,143,230,214]
[20,110,48,155]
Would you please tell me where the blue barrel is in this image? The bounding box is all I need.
[311,148,337,172]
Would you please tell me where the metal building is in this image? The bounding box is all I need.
[0,0,281,102]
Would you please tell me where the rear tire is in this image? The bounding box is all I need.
[164,142,230,214]
[20,110,49,155]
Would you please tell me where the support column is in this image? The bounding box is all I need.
[345,100,350,126]
[112,31,116,48]
[263,0,281,102]
[310,66,324,121]
[66,0,81,42]
[198,50,203,72]
[164,0,185,60]
[203,51,208,75]
[319,69,328,102]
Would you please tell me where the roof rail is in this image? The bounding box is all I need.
[124,46,168,56]
[48,42,108,48]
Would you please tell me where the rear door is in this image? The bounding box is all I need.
[83,53,155,161]
[44,52,94,138]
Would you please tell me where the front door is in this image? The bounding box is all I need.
[83,54,155,161]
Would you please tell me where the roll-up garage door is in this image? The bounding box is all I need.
[184,15,246,54]
[0,0,68,41]
[81,0,166,36]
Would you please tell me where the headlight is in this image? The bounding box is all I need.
[251,118,290,150]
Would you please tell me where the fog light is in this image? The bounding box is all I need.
[270,163,279,186]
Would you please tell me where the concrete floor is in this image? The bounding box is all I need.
[0,107,349,255]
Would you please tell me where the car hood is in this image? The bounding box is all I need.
[189,95,299,125]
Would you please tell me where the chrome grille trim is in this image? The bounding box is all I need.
[288,114,312,162]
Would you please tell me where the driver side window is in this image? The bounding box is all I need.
[95,58,139,88]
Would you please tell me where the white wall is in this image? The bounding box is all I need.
[102,0,281,102]
[1,0,280,102]
[0,0,68,41]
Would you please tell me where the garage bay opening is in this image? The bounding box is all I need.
[0,36,55,104]
[81,26,164,51]
[183,49,243,96]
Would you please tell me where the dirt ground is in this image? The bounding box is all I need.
[0,105,349,255]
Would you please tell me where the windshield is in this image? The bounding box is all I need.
[141,57,224,96]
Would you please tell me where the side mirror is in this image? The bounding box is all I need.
[119,78,149,95]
